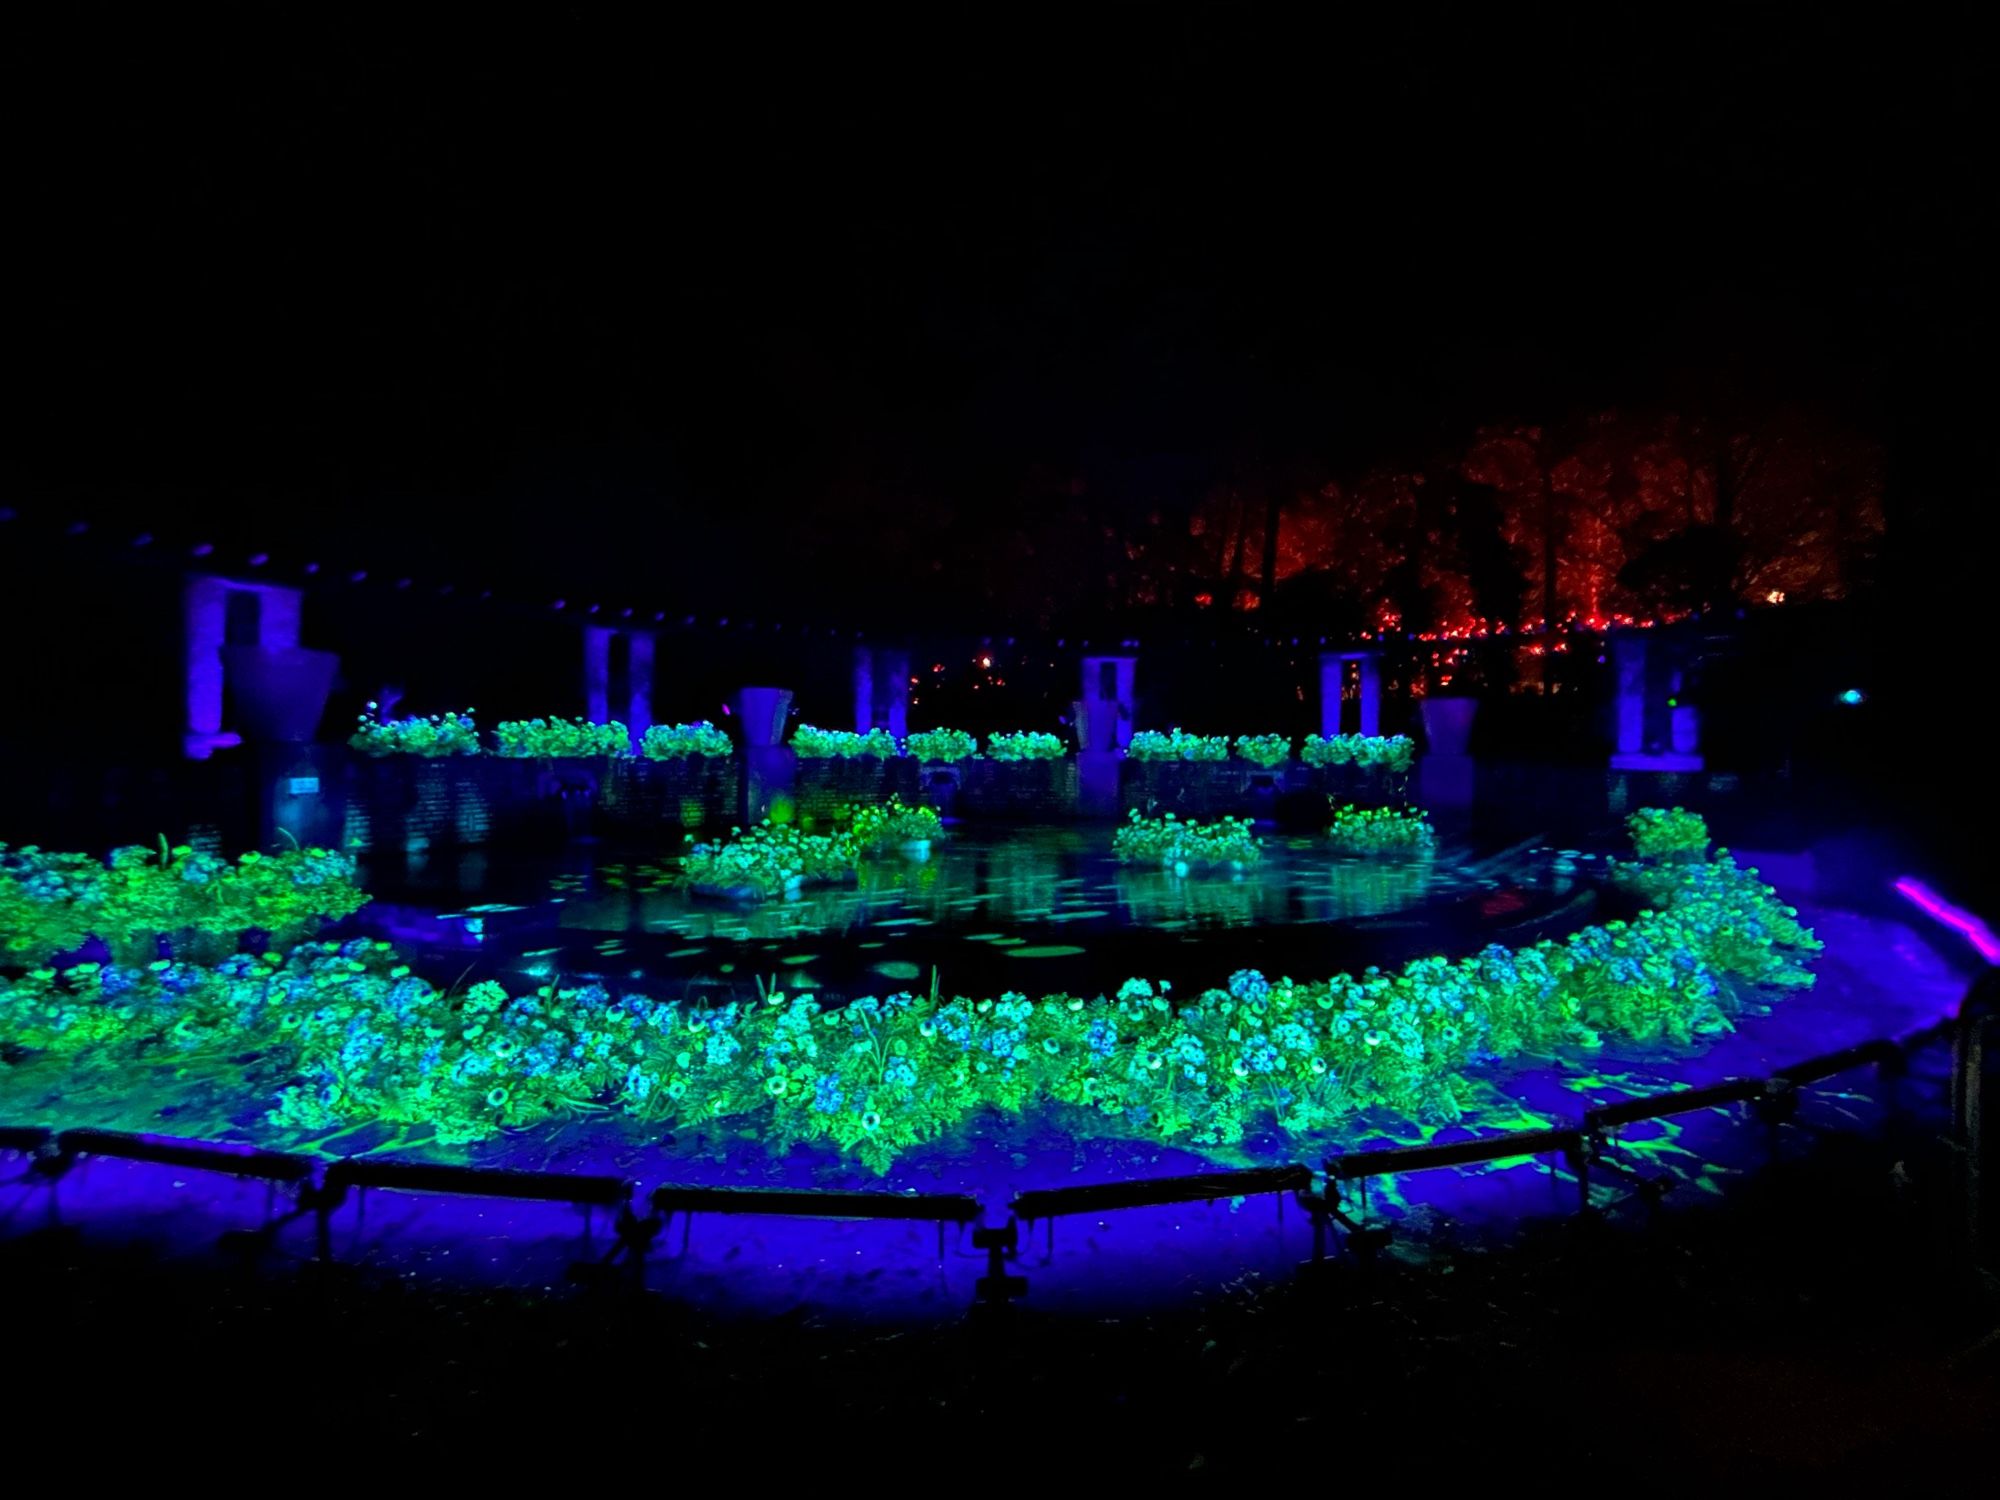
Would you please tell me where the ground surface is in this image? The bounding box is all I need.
[4,1122,1994,1479]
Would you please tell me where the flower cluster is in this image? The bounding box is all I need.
[1,830,1820,1173]
[1112,810,1263,869]
[790,725,899,759]
[906,728,979,763]
[1,840,368,965]
[1301,734,1416,772]
[846,796,945,851]
[1233,734,1293,768]
[640,721,734,759]
[1326,805,1435,854]
[494,717,632,757]
[680,821,858,900]
[1126,728,1232,762]
[985,731,1066,761]
[348,708,480,757]
[1626,806,1711,861]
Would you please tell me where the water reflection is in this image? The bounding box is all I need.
[548,828,1460,943]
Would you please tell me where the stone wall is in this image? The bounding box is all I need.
[789,758,923,826]
[600,759,740,836]
[918,759,1079,820]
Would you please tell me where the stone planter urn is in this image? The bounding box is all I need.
[733,686,795,747]
[222,646,339,743]
[1420,695,1479,758]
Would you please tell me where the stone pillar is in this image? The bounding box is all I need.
[851,646,874,734]
[1319,650,1383,738]
[583,626,613,725]
[1612,635,1647,759]
[1609,632,1702,772]
[1317,654,1344,740]
[733,685,796,823]
[1077,653,1136,815]
[1077,654,1137,752]
[877,649,910,741]
[1356,654,1383,737]
[624,631,655,740]
[585,626,655,736]
[185,576,233,758]
[184,574,306,759]
[852,646,910,739]
[1609,632,1703,772]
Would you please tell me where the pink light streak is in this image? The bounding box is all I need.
[1894,877,2000,965]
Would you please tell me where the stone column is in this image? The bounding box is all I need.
[583,625,614,725]
[1609,632,1702,772]
[876,649,910,741]
[853,646,911,739]
[184,574,306,759]
[1317,654,1345,740]
[1077,653,1136,815]
[1356,653,1383,737]
[624,631,655,739]
[851,646,875,734]
[1077,654,1136,752]
[733,685,796,823]
[1612,635,1648,759]
[1319,650,1383,738]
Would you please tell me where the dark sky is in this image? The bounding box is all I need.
[9,10,1979,620]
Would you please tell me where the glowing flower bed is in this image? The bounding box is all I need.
[906,728,978,763]
[985,730,1066,761]
[348,708,480,757]
[1234,733,1293,768]
[1126,728,1232,762]
[1112,811,1263,869]
[846,796,945,852]
[494,717,632,757]
[0,815,1821,1173]
[640,721,734,759]
[1,840,367,965]
[1326,805,1435,854]
[680,822,858,899]
[1302,733,1416,772]
[791,725,899,759]
[1627,806,1710,861]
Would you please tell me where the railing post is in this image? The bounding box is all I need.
[1949,990,1992,1268]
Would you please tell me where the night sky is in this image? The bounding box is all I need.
[9,11,1980,626]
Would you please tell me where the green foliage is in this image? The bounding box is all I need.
[846,796,945,851]
[680,821,858,899]
[1234,734,1293,768]
[640,721,733,759]
[986,730,1066,761]
[494,717,631,757]
[1327,805,1435,854]
[348,708,480,757]
[791,725,899,759]
[0,840,368,965]
[1112,810,1262,869]
[1301,734,1416,772]
[1126,728,1232,762]
[0,842,1820,1170]
[1627,806,1711,860]
[906,728,979,763]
